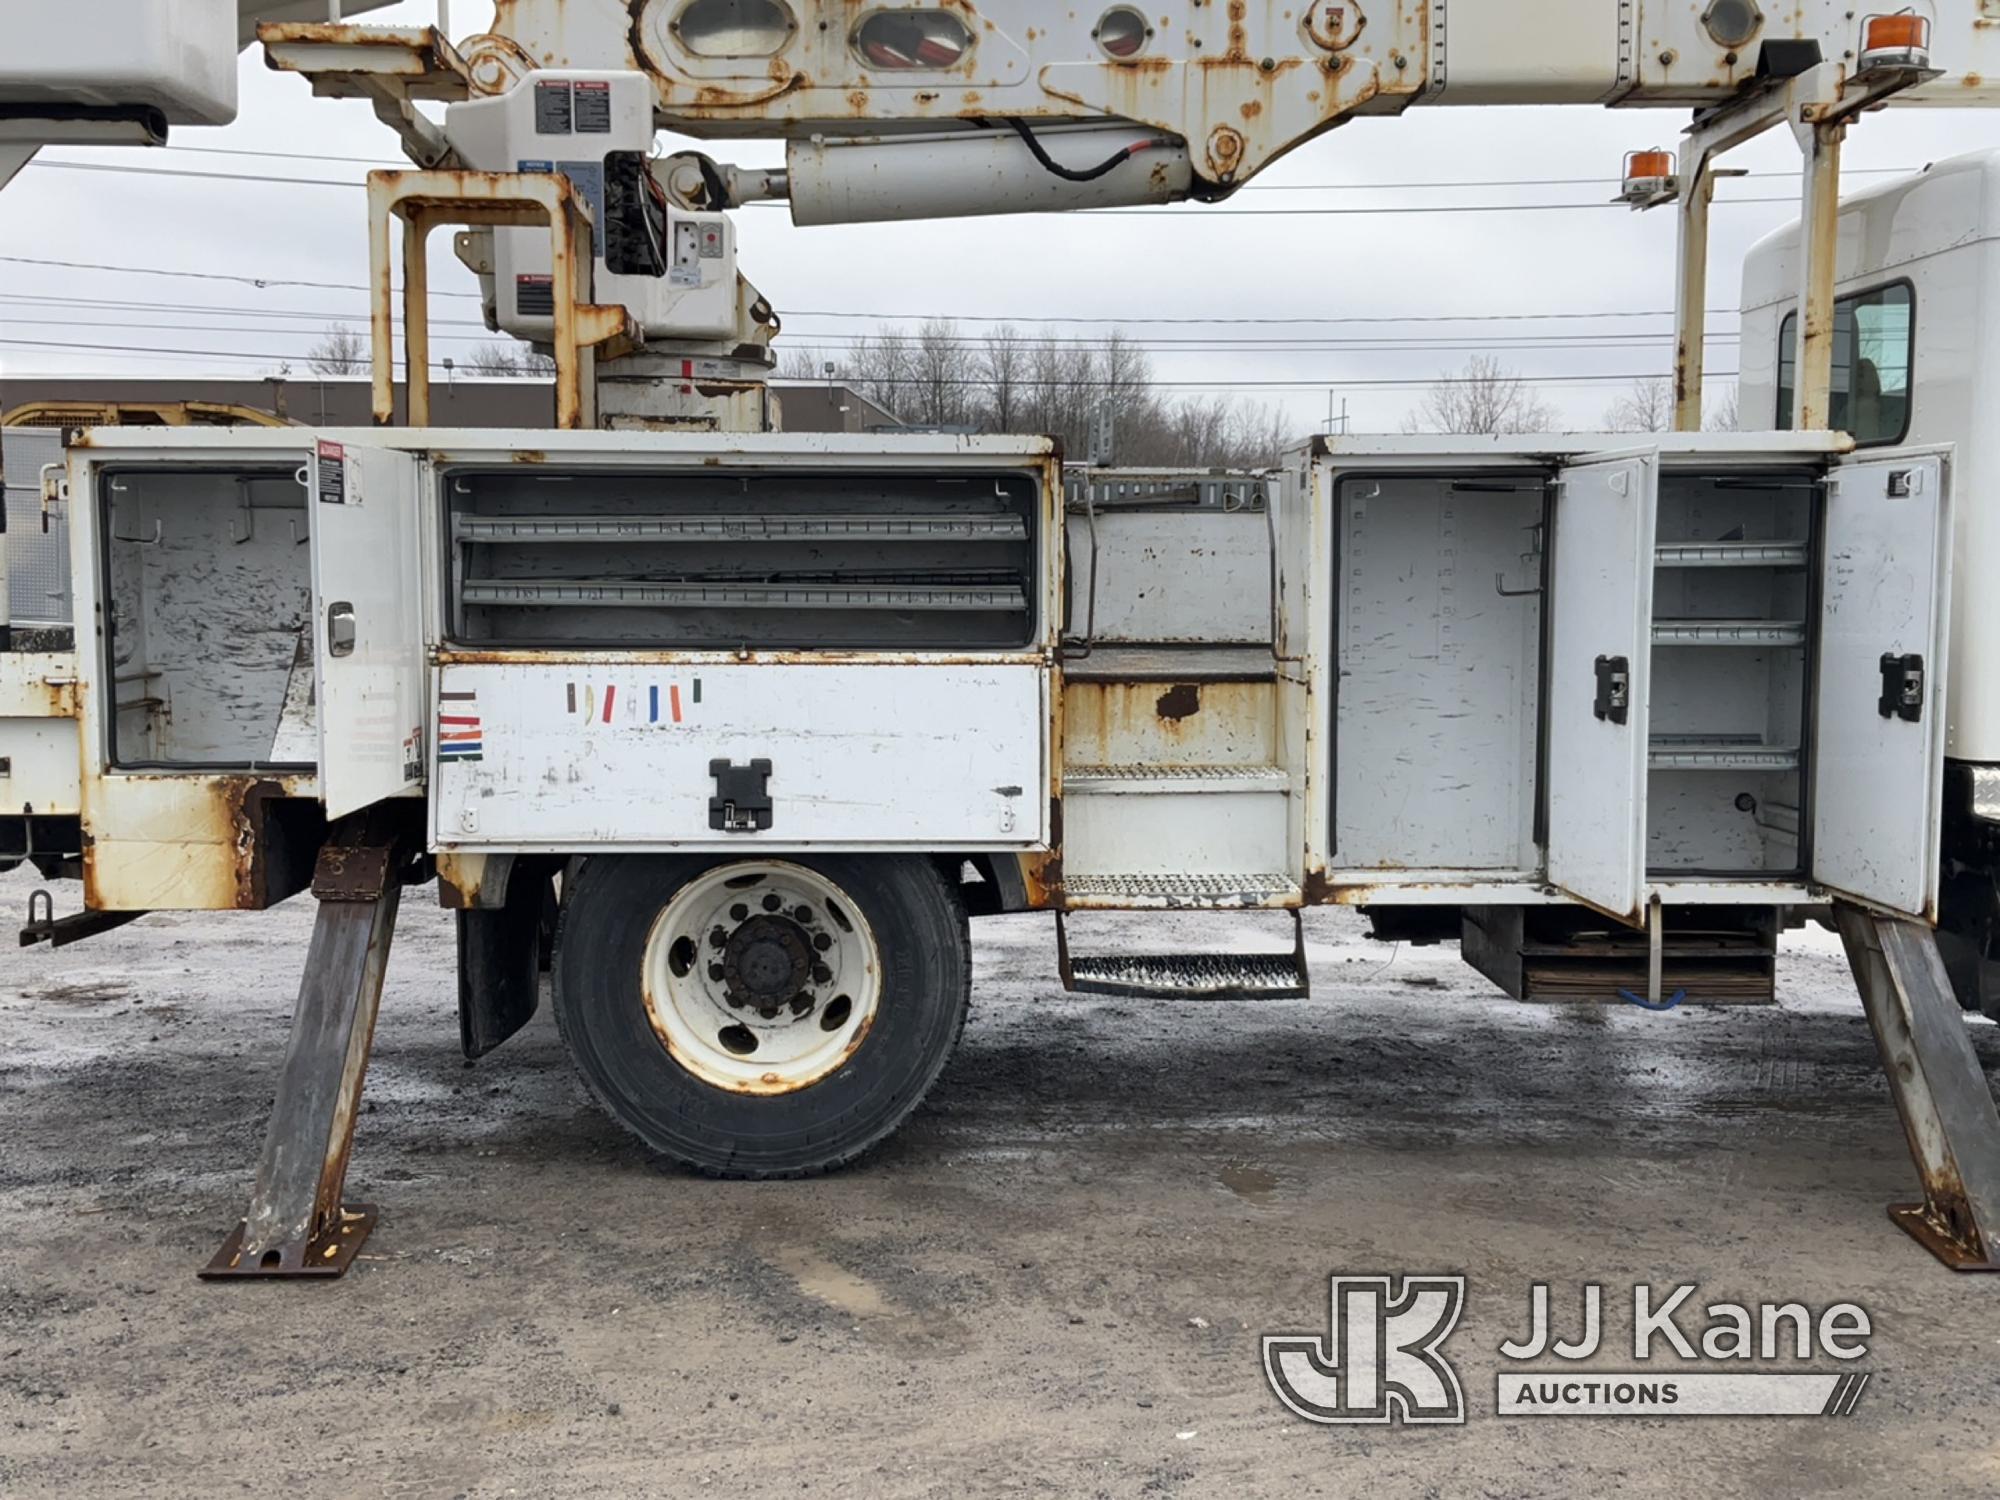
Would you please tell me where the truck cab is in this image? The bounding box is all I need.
[1741,149,2000,1010]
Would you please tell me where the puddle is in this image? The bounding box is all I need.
[769,1247,894,1320]
[1219,1161,1280,1206]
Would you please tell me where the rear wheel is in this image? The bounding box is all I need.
[553,854,969,1177]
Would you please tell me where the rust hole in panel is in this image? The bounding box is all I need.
[1155,683,1201,721]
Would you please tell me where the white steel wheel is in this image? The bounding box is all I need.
[640,861,884,1095]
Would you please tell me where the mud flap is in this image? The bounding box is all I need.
[457,865,555,1060]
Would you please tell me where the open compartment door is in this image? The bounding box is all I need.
[1546,452,1659,923]
[309,439,427,820]
[1812,451,1952,918]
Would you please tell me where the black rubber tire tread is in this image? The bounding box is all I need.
[552,853,970,1179]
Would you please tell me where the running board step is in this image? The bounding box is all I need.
[1057,911,1309,1001]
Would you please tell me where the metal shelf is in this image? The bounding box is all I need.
[1648,744,1801,772]
[460,579,1027,611]
[1655,541,1809,570]
[453,513,1027,543]
[1652,620,1806,647]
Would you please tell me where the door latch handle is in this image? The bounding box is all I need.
[326,602,357,658]
[1879,652,1925,722]
[1594,655,1631,725]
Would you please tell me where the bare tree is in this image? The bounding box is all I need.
[769,318,1300,465]
[1705,381,1741,432]
[1602,376,1675,433]
[466,342,552,376]
[909,318,976,429]
[306,324,365,376]
[1402,356,1558,435]
[979,324,1026,432]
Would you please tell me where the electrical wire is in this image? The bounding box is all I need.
[0,256,1752,327]
[143,143,1925,191]
[12,157,1829,215]
[0,335,1735,390]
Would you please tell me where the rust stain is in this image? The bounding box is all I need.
[510,449,546,464]
[224,777,294,910]
[1240,100,1262,119]
[688,73,803,107]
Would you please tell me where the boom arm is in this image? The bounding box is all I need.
[460,0,2000,192]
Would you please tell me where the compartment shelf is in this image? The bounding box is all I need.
[1655,541,1808,569]
[1652,620,1806,647]
[452,513,1028,543]
[1647,744,1801,772]
[459,579,1027,611]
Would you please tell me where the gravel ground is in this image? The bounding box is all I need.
[3,865,1999,1499]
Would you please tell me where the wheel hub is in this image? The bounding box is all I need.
[641,861,883,1094]
[723,915,813,1016]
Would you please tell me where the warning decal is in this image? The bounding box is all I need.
[316,439,345,505]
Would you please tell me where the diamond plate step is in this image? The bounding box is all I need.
[1057,911,1309,1001]
[1065,764,1289,794]
[1060,872,1302,908]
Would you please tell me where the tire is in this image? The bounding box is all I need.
[552,853,970,1178]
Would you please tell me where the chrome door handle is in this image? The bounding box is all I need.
[327,602,357,658]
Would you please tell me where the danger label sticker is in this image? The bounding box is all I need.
[573,80,611,133]
[316,439,345,505]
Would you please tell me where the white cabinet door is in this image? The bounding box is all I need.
[309,439,427,820]
[428,660,1048,850]
[1812,451,1952,918]
[1547,453,1658,922]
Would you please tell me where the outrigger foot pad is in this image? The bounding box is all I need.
[202,1204,379,1280]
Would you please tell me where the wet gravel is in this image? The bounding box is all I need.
[3,866,1999,1498]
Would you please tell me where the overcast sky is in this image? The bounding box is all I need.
[3,0,1997,436]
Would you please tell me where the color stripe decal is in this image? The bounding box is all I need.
[670,683,683,723]
[602,684,616,723]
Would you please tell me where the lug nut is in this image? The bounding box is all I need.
[730,903,749,922]
[710,927,728,949]
[812,932,833,952]
[762,893,783,912]
[708,963,726,981]
[812,963,832,985]
[793,905,813,924]
[758,1005,780,1020]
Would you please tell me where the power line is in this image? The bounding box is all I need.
[16,157,1816,215]
[21,160,362,190]
[0,257,1750,327]
[134,143,1928,191]
[0,315,1746,361]
[0,254,482,298]
[0,301,1749,352]
[0,334,1731,390]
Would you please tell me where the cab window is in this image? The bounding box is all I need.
[1778,282,1914,446]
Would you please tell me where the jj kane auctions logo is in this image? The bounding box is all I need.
[1264,1277,1874,1424]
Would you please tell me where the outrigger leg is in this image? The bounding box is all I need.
[202,812,412,1280]
[1836,901,2000,1271]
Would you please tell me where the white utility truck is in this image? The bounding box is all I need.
[2,1,1999,1278]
